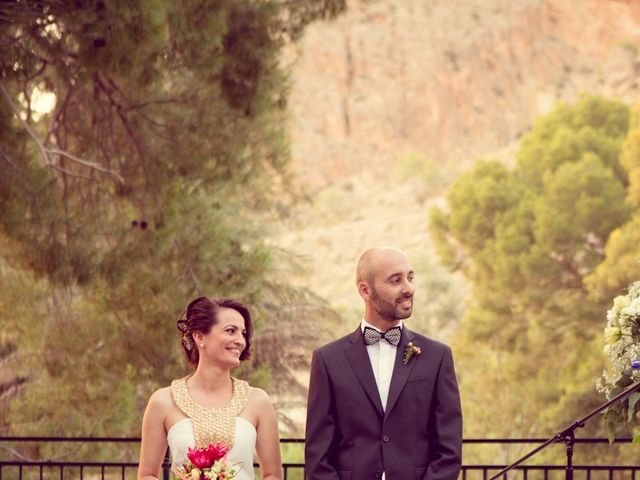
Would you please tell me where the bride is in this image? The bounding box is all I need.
[137,297,283,480]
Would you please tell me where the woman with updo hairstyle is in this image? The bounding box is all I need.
[177,297,254,366]
[138,297,282,480]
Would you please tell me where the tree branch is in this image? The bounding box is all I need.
[103,74,178,134]
[0,82,50,167]
[94,73,147,161]
[187,265,203,297]
[0,147,16,168]
[0,82,124,184]
[45,84,72,144]
[46,148,123,184]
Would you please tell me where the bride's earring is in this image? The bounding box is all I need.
[200,343,204,348]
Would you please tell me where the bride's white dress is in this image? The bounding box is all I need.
[167,416,257,480]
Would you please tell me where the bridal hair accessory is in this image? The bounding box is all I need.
[182,335,194,351]
[402,342,421,365]
[177,314,194,351]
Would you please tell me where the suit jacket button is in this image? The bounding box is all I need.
[382,435,390,442]
[374,471,382,478]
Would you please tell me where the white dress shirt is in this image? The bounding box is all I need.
[360,318,403,411]
[361,319,403,480]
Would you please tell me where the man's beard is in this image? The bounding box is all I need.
[371,287,412,322]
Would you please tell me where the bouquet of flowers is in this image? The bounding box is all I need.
[173,442,237,480]
[596,281,640,442]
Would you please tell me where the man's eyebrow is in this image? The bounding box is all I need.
[385,270,414,281]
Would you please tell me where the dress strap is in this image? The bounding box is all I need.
[170,376,250,449]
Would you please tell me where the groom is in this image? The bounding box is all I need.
[305,247,462,480]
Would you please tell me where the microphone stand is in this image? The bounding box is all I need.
[489,380,640,480]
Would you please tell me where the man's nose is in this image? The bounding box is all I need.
[402,279,415,295]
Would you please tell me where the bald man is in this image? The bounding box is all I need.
[305,247,462,480]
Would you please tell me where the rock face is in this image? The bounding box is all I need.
[274,1,640,433]
[280,0,640,321]
[288,0,640,189]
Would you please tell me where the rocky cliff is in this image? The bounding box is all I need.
[273,2,640,432]
[287,0,640,188]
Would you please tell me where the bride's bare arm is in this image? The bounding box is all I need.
[254,388,283,480]
[138,389,170,480]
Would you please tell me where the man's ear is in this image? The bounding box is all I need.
[357,281,371,301]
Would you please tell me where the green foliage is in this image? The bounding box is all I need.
[392,152,459,196]
[588,102,640,442]
[621,104,640,207]
[405,250,468,340]
[313,183,353,215]
[431,95,632,436]
[617,41,639,58]
[588,103,640,302]
[0,0,347,439]
[280,441,305,480]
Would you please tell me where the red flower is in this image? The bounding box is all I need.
[205,442,229,462]
[186,447,211,469]
[187,442,229,469]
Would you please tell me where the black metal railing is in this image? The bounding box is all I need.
[461,437,640,480]
[0,437,307,480]
[0,436,147,480]
[1,436,640,480]
[488,381,640,480]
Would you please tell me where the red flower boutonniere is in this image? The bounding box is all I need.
[402,342,421,365]
[174,442,237,480]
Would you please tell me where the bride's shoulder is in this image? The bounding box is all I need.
[147,386,173,408]
[247,385,273,407]
[245,386,277,425]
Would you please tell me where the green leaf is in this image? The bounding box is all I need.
[628,392,640,422]
[607,422,617,444]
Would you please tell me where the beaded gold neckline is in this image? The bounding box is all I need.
[170,376,249,449]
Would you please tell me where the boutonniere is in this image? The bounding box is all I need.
[402,342,421,365]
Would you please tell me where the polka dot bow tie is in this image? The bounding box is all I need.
[363,326,402,346]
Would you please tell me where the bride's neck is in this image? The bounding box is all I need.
[190,365,232,394]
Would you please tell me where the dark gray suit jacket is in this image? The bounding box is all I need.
[305,326,462,480]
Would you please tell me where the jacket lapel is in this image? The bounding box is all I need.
[384,327,417,420]
[345,327,384,416]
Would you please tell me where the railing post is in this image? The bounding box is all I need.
[563,431,575,480]
[162,447,171,480]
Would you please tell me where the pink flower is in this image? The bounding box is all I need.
[186,448,211,469]
[205,442,229,462]
[186,443,229,469]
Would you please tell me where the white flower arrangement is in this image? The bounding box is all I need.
[596,281,640,442]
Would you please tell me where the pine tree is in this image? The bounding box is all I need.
[0,0,346,439]
[430,96,632,438]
